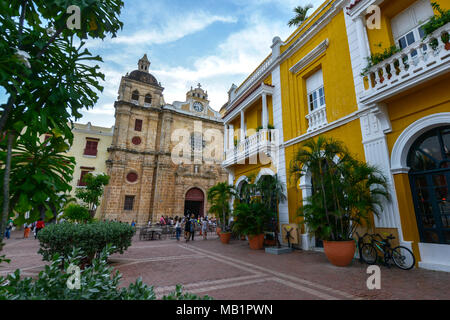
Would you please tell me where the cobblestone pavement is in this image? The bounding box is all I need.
[1,230,450,300]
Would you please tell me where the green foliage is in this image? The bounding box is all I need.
[290,136,390,241]
[63,204,91,223]
[232,202,273,236]
[421,2,450,38]
[361,44,401,76]
[37,222,135,263]
[288,4,313,27]
[0,133,75,225]
[207,183,236,232]
[75,173,110,218]
[0,245,212,300]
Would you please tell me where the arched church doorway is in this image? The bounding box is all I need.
[408,126,450,245]
[184,188,205,219]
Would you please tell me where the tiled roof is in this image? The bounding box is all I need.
[346,0,363,12]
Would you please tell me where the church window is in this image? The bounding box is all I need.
[131,90,140,104]
[126,172,139,183]
[124,196,135,211]
[78,167,95,187]
[135,119,143,132]
[145,94,152,105]
[132,136,142,145]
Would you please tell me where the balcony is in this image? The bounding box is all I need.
[223,130,278,167]
[306,106,328,133]
[360,24,450,105]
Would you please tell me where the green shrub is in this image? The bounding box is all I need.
[63,204,91,223]
[0,246,212,300]
[37,222,135,263]
[421,2,450,37]
[232,202,273,236]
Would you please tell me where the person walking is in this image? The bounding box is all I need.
[4,218,13,239]
[184,216,191,243]
[35,218,45,239]
[190,214,196,241]
[23,223,31,239]
[131,220,136,228]
[175,217,182,242]
[202,217,209,240]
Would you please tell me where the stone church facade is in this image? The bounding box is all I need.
[100,55,227,225]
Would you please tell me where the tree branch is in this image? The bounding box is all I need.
[18,0,29,36]
[36,27,65,59]
[0,95,15,134]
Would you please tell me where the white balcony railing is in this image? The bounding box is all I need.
[223,130,278,166]
[306,106,328,133]
[362,24,450,103]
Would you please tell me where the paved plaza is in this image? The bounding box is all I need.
[1,230,449,300]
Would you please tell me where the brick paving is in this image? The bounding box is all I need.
[1,230,450,300]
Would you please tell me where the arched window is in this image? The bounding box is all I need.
[131,90,140,103]
[145,94,152,105]
[408,126,450,245]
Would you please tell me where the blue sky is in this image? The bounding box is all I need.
[1,0,320,127]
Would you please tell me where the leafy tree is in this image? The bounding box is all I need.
[0,0,124,246]
[288,4,313,27]
[75,173,110,218]
[232,201,272,237]
[290,136,390,241]
[207,182,236,232]
[0,133,75,226]
[63,203,91,223]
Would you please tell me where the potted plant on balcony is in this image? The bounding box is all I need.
[290,137,390,267]
[421,2,450,50]
[207,182,236,244]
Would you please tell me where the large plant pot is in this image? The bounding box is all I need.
[323,240,356,267]
[219,232,231,244]
[248,234,265,250]
[445,42,450,51]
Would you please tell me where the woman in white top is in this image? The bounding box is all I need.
[202,217,209,240]
[175,217,182,241]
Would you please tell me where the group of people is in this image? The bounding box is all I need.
[149,215,217,242]
[3,218,45,240]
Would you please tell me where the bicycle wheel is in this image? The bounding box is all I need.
[360,244,377,265]
[392,246,415,270]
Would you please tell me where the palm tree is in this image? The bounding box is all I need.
[290,136,390,241]
[255,174,287,247]
[288,4,313,28]
[207,182,236,232]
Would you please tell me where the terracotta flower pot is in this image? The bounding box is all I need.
[323,240,356,267]
[248,234,265,250]
[219,232,231,244]
[445,42,450,51]
[216,227,221,235]
[264,239,276,247]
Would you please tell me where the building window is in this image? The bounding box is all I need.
[84,139,99,157]
[126,172,139,183]
[306,69,325,112]
[124,196,135,211]
[145,94,152,105]
[391,0,434,54]
[132,136,142,145]
[78,168,94,187]
[135,119,143,132]
[191,132,205,151]
[131,90,140,104]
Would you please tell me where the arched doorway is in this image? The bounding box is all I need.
[184,188,205,219]
[408,126,450,245]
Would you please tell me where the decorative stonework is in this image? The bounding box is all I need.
[101,55,227,225]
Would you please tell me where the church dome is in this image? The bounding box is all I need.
[127,70,160,86]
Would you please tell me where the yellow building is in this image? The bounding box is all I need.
[222,0,450,271]
[65,122,114,217]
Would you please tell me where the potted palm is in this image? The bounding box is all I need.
[207,183,236,244]
[232,202,272,250]
[290,137,390,267]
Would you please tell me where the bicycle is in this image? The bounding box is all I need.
[360,233,416,270]
[355,232,372,263]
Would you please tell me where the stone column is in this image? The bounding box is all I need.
[224,124,228,153]
[240,111,245,140]
[228,125,234,150]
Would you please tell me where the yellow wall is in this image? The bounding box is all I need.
[280,11,358,142]
[66,123,113,218]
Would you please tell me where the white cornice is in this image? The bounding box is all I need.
[224,84,274,123]
[290,39,329,74]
